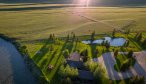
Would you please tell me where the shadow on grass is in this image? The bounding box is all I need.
[128,37,142,50]
[43,42,67,82]
[40,49,58,71]
[32,40,50,63]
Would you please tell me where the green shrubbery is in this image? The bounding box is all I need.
[58,64,78,79]
[84,60,98,72]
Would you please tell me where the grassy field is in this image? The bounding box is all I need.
[0,4,146,42]
[0,3,146,83]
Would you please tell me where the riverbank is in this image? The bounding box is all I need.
[0,34,48,84]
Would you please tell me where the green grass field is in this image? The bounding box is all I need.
[0,4,146,42]
[0,3,146,84]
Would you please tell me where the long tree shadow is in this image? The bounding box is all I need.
[128,37,142,50]
[42,49,59,72]
[47,42,68,81]
[32,40,50,63]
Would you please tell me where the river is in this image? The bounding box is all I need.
[0,38,37,84]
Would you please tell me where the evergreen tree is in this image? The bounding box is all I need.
[63,49,70,58]
[137,33,142,41]
[105,41,110,50]
[112,29,116,37]
[91,31,95,44]
[114,49,118,58]
[126,29,130,35]
[66,34,70,42]
[127,50,133,58]
[142,39,146,46]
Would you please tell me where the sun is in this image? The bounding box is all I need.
[77,0,90,7]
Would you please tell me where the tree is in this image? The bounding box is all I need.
[137,33,142,41]
[91,31,95,44]
[112,29,116,37]
[71,32,76,42]
[49,34,53,40]
[58,65,66,78]
[135,32,142,41]
[127,50,133,58]
[66,34,70,42]
[114,49,118,58]
[105,41,110,50]
[80,49,89,62]
[124,40,129,47]
[63,49,70,58]
[142,39,146,46]
[126,29,130,35]
[95,48,99,56]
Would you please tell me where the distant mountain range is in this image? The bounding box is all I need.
[0,0,146,6]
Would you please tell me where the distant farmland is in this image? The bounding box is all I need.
[0,4,146,42]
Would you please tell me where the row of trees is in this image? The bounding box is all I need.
[84,60,108,83]
[66,32,77,42]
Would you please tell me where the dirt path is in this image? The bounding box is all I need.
[93,51,146,80]
[0,38,37,84]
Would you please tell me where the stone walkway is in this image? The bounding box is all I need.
[93,51,146,80]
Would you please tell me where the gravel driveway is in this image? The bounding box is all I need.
[93,51,146,80]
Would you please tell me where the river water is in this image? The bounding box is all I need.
[0,38,37,84]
